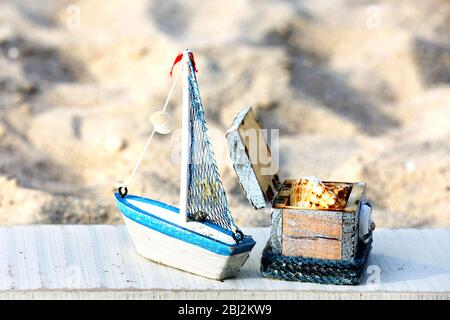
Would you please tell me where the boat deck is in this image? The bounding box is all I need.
[0,226,448,299]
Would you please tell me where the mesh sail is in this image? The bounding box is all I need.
[185,59,236,231]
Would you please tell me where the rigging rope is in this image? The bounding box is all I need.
[117,51,242,241]
[119,65,181,192]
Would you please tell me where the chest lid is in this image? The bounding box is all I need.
[226,107,281,209]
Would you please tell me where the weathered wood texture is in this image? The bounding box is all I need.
[282,236,342,260]
[280,210,358,260]
[226,107,280,209]
[282,209,343,259]
[236,107,278,200]
[0,226,449,299]
[278,181,365,260]
[273,180,292,208]
[345,182,366,213]
[279,181,364,260]
[283,210,343,239]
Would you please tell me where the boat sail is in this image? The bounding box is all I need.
[114,50,255,280]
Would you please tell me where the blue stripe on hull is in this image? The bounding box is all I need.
[114,193,256,256]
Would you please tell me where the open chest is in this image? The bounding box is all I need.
[226,107,374,284]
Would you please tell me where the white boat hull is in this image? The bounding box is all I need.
[115,193,255,280]
[122,215,251,280]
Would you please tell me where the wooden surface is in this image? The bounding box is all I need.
[226,106,280,209]
[0,226,449,299]
[282,209,343,259]
[236,107,277,199]
[281,235,342,260]
[282,209,343,239]
[345,182,366,213]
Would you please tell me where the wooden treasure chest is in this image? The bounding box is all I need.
[226,107,375,285]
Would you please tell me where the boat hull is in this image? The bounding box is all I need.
[115,193,255,280]
[122,215,251,280]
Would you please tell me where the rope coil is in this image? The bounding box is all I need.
[260,239,372,285]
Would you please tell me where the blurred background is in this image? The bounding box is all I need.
[0,0,449,227]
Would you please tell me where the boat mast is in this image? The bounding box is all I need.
[179,50,191,223]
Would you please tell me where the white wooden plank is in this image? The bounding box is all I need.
[9,226,41,289]
[422,229,450,292]
[396,229,426,292]
[90,225,130,289]
[114,225,147,289]
[401,229,439,292]
[376,228,406,292]
[0,226,448,299]
[35,225,67,289]
[238,228,268,291]
[0,228,13,290]
[61,225,101,289]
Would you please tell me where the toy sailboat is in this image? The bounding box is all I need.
[113,50,255,280]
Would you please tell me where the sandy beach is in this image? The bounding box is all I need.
[0,0,449,228]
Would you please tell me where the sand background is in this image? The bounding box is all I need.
[0,0,449,228]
